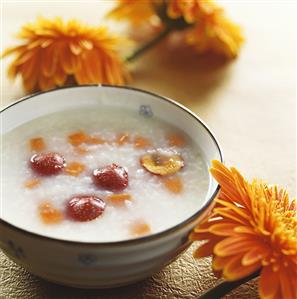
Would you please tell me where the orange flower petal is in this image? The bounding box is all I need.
[74,57,91,84]
[69,41,82,55]
[214,236,258,257]
[60,45,80,74]
[54,64,67,86]
[14,50,35,66]
[214,207,248,225]
[242,246,270,266]
[21,57,39,91]
[38,75,55,91]
[212,255,231,271]
[1,45,26,58]
[259,266,280,299]
[83,49,104,83]
[194,238,222,258]
[279,267,295,299]
[19,53,37,80]
[233,225,256,235]
[41,45,57,77]
[208,222,238,236]
[223,254,261,281]
[194,218,223,231]
[215,198,251,221]
[189,231,213,241]
[7,61,19,79]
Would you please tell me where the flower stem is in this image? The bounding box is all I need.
[197,270,261,299]
[126,26,173,62]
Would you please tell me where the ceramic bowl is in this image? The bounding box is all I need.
[0,85,223,288]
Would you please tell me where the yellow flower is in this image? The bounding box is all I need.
[2,17,129,92]
[185,4,244,58]
[191,160,296,299]
[167,0,244,58]
[108,0,156,25]
[109,0,244,58]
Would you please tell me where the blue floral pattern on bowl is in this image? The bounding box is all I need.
[139,105,153,118]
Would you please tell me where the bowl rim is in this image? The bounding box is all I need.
[0,84,223,246]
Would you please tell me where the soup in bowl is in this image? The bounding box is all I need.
[0,85,223,288]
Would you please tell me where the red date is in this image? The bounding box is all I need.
[93,163,128,192]
[67,195,106,222]
[30,152,66,175]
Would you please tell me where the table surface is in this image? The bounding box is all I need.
[0,1,295,298]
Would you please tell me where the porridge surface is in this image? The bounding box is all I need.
[1,107,209,242]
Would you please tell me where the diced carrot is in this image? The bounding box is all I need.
[107,193,132,204]
[86,136,105,145]
[130,220,151,237]
[116,133,130,146]
[134,136,152,149]
[64,162,85,176]
[68,131,88,146]
[23,178,41,189]
[167,133,186,147]
[75,146,89,155]
[30,137,45,152]
[163,176,183,193]
[39,202,63,224]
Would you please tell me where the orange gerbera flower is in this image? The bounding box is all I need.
[2,17,129,92]
[191,161,296,299]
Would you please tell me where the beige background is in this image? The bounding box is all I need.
[0,1,296,298]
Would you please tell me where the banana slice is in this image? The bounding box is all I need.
[140,150,184,176]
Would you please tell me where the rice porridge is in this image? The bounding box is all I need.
[1,107,209,242]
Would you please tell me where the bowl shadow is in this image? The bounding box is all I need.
[129,41,234,108]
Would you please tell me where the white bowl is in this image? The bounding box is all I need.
[0,85,223,288]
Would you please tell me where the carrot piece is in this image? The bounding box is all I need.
[30,137,45,152]
[68,131,88,146]
[167,133,186,147]
[86,136,105,145]
[107,193,132,202]
[39,202,63,224]
[23,178,41,189]
[107,194,132,207]
[130,220,151,237]
[134,136,152,149]
[75,146,89,155]
[163,176,183,193]
[64,162,85,176]
[116,133,130,146]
